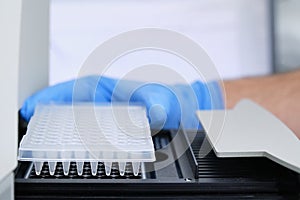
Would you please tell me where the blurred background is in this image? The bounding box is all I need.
[49,0,300,85]
[275,0,300,73]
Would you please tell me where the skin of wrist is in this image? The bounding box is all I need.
[224,70,300,138]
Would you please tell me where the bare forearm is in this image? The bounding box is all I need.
[224,70,300,138]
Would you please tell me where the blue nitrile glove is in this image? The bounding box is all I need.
[20,76,224,129]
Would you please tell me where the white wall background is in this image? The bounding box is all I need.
[49,0,272,85]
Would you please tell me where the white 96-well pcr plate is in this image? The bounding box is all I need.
[18,104,155,176]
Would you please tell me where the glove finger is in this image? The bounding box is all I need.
[130,84,180,130]
[20,80,75,121]
[94,76,118,102]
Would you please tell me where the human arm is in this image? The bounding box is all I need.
[224,69,300,139]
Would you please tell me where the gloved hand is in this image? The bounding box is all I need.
[20,76,224,130]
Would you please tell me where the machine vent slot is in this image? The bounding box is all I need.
[190,133,296,180]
